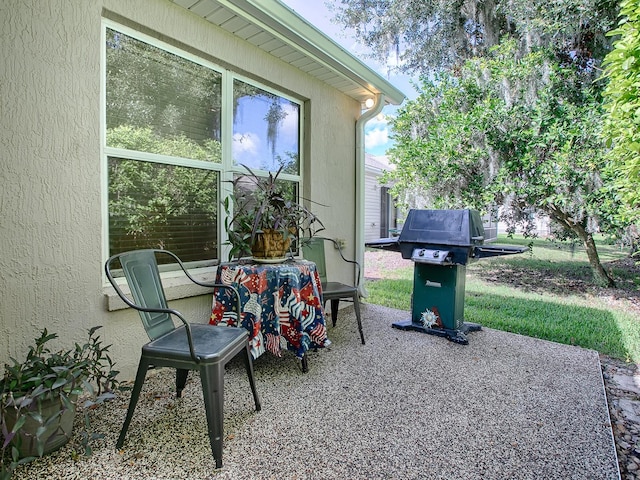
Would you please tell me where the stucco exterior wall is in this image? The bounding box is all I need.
[0,0,361,379]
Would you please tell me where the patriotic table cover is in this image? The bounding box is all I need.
[209,260,330,360]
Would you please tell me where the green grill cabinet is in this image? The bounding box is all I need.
[412,263,466,330]
[391,262,479,344]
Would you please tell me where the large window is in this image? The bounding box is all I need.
[104,24,302,265]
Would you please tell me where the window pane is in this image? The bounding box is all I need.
[106,29,222,162]
[233,80,300,173]
[108,157,219,263]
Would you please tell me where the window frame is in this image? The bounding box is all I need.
[101,20,305,273]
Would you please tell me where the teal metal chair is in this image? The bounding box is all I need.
[105,249,261,469]
[302,237,365,344]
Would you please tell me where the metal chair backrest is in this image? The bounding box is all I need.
[301,237,327,284]
[106,249,175,340]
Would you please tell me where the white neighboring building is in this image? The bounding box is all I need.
[364,154,399,242]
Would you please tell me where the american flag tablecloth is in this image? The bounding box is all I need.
[210,260,330,360]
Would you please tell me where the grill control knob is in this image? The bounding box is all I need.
[433,250,440,258]
[419,249,425,256]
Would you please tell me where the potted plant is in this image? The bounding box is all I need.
[223,164,324,261]
[1,326,119,479]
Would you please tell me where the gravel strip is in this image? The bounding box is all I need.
[602,356,640,480]
[11,304,619,480]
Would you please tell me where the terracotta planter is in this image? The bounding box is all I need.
[251,229,292,260]
[4,393,77,458]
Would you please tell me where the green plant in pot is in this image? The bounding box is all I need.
[223,164,324,261]
[1,326,119,479]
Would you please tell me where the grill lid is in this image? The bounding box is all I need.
[398,209,485,247]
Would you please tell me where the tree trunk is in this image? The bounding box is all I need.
[546,206,616,287]
[582,232,616,287]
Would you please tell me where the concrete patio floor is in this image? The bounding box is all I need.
[12,303,619,479]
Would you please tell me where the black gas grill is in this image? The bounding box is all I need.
[366,209,527,344]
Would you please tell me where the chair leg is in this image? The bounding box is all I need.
[242,344,261,411]
[330,299,339,327]
[116,358,149,449]
[176,368,189,398]
[200,364,225,469]
[353,293,365,345]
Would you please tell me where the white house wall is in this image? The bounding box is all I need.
[0,0,361,379]
[365,170,383,242]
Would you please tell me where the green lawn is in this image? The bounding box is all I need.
[365,235,640,362]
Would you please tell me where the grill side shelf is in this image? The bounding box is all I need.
[364,237,401,251]
[474,245,528,259]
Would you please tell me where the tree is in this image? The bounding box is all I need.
[386,72,496,209]
[386,41,618,286]
[332,0,634,285]
[330,0,618,74]
[602,0,640,228]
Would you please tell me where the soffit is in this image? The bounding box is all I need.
[170,0,406,106]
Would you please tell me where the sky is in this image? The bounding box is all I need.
[280,0,418,157]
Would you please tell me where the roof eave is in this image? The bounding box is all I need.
[218,0,406,105]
